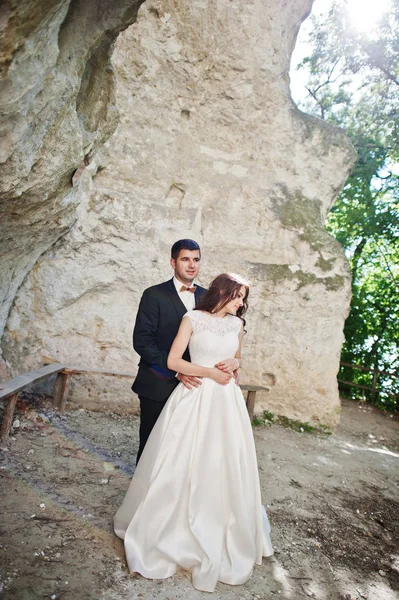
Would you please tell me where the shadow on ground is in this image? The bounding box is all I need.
[0,398,398,599]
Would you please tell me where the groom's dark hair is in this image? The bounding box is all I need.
[171,239,201,260]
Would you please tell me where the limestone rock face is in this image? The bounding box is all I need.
[2,0,356,426]
[0,0,144,346]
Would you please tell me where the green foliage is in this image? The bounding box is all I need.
[252,411,332,435]
[262,410,276,423]
[278,416,318,433]
[296,0,399,411]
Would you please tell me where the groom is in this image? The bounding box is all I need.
[132,239,207,463]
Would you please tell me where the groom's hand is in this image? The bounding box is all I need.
[177,374,202,389]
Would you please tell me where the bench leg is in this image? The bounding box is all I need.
[246,390,257,421]
[53,373,70,412]
[1,393,19,442]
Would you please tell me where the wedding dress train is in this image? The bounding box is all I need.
[114,310,273,592]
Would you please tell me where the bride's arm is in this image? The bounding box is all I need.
[167,317,231,385]
[235,325,244,367]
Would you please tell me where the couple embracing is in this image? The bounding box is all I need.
[114,239,273,592]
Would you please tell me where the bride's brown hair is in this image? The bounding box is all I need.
[196,273,250,326]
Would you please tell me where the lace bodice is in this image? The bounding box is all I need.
[184,310,242,367]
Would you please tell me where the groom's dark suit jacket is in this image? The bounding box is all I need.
[132,278,207,403]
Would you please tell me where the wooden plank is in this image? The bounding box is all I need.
[54,364,269,393]
[338,379,398,397]
[62,366,136,378]
[340,362,398,379]
[1,393,18,442]
[0,363,65,401]
[246,390,257,421]
[240,385,269,392]
[53,373,71,411]
[60,366,269,392]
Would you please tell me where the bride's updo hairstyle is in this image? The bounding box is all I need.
[196,273,250,326]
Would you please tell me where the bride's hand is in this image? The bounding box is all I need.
[215,358,239,374]
[209,367,232,385]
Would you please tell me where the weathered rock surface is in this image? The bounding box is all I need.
[1,0,356,426]
[0,0,144,347]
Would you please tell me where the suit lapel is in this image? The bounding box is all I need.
[166,278,187,319]
[194,286,203,308]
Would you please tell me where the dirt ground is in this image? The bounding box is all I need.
[0,397,398,600]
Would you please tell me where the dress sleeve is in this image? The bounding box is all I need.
[182,310,200,332]
[233,316,244,333]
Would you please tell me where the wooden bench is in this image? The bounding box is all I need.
[0,363,65,441]
[240,384,269,420]
[0,364,269,441]
[61,368,268,419]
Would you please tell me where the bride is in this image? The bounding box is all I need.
[114,273,273,592]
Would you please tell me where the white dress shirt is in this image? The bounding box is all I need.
[173,276,196,312]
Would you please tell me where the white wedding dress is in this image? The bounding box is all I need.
[114,310,273,592]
